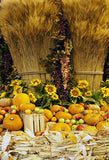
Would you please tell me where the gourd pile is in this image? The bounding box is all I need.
[0,93,109,136]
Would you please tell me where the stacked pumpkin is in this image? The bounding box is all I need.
[0,93,109,136]
[0,93,44,132]
[44,103,109,135]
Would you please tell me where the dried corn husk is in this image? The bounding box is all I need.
[0,128,109,159]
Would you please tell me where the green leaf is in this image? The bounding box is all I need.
[41,98,51,109]
[61,101,71,106]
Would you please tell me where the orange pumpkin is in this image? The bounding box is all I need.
[55,111,72,120]
[20,103,35,111]
[96,121,109,130]
[68,104,84,114]
[84,113,100,125]
[12,93,30,109]
[50,105,61,113]
[0,98,12,107]
[100,106,109,112]
[52,122,71,132]
[3,114,23,131]
[44,109,53,120]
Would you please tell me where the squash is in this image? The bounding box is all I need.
[12,93,30,109]
[96,121,109,130]
[20,103,35,111]
[0,98,12,107]
[55,111,72,120]
[3,114,23,131]
[68,104,84,114]
[88,104,100,111]
[44,109,53,120]
[84,113,100,125]
[100,106,109,112]
[50,105,61,113]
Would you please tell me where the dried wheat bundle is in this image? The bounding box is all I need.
[0,130,109,159]
[62,0,109,89]
[0,0,59,84]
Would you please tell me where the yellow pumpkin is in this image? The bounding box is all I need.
[50,105,61,113]
[100,106,109,112]
[52,122,71,132]
[68,104,84,114]
[55,111,72,120]
[44,109,53,120]
[96,121,109,130]
[3,114,23,131]
[19,103,35,111]
[0,98,12,107]
[84,113,100,125]
[12,93,30,109]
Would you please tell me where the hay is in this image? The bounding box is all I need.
[0,0,59,84]
[0,130,109,159]
[62,0,109,90]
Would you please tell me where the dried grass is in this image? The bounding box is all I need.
[0,0,59,84]
[62,0,109,89]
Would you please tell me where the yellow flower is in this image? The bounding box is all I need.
[28,93,37,103]
[101,87,109,97]
[85,91,92,97]
[70,88,81,98]
[10,79,22,87]
[45,84,56,95]
[100,99,107,106]
[30,79,41,86]
[0,92,6,98]
[51,93,59,100]
[13,86,23,95]
[78,80,88,89]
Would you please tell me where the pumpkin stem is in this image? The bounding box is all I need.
[10,118,14,120]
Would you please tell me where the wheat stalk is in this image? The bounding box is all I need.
[62,0,109,89]
[0,0,59,84]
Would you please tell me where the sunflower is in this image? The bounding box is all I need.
[100,99,107,106]
[30,79,41,86]
[85,91,92,97]
[0,92,6,98]
[28,93,37,103]
[51,93,59,100]
[78,80,88,89]
[70,88,81,98]
[13,86,23,95]
[10,79,22,87]
[101,87,109,97]
[45,84,56,95]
